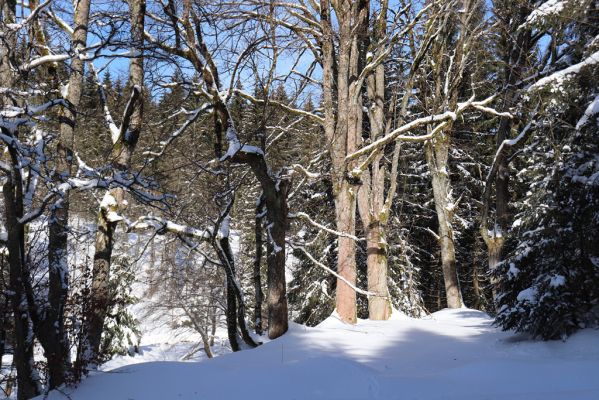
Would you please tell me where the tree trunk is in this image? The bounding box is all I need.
[321,0,369,325]
[2,166,40,400]
[334,182,357,323]
[222,238,240,352]
[43,0,91,387]
[253,198,264,335]
[81,0,145,367]
[264,184,289,339]
[216,233,258,349]
[366,222,392,319]
[426,138,463,309]
[0,289,7,372]
[1,1,40,397]
[81,200,117,363]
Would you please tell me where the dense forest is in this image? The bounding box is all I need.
[1,0,598,398]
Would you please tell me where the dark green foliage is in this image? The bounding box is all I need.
[99,255,141,359]
[495,122,599,339]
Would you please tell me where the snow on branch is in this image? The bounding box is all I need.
[116,85,142,144]
[480,112,537,243]
[19,54,70,72]
[529,50,599,91]
[347,95,497,163]
[289,243,382,298]
[220,126,265,161]
[576,94,599,130]
[5,0,51,32]
[88,63,120,140]
[290,212,363,242]
[128,215,212,240]
[291,164,320,179]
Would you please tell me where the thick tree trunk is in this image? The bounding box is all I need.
[0,288,7,372]
[265,197,288,339]
[233,150,289,339]
[81,199,117,363]
[426,139,463,309]
[366,222,392,320]
[322,0,369,325]
[359,22,394,320]
[334,183,357,323]
[253,198,264,335]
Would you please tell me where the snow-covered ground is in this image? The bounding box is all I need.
[39,308,599,400]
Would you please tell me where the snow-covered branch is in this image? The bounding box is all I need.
[347,95,497,163]
[289,243,382,298]
[290,212,363,242]
[128,216,212,240]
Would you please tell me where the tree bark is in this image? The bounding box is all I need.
[2,159,40,400]
[215,233,258,349]
[426,138,463,309]
[1,1,41,397]
[356,8,396,320]
[43,0,91,387]
[320,0,370,324]
[254,197,264,335]
[365,222,392,319]
[81,0,145,367]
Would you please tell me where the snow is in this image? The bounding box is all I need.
[549,274,566,287]
[523,0,566,27]
[517,287,538,303]
[576,94,599,130]
[38,308,599,400]
[530,50,599,90]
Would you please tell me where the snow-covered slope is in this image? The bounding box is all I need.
[42,309,599,400]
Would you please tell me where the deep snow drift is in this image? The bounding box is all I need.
[40,309,599,400]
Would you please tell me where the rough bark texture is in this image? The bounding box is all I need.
[356,5,395,320]
[426,138,463,309]
[320,0,370,324]
[245,158,289,339]
[253,198,264,335]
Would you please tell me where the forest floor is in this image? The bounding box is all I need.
[35,307,599,400]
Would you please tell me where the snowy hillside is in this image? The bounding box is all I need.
[39,309,599,400]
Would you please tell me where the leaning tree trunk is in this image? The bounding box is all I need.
[217,235,241,352]
[426,137,463,309]
[214,226,258,349]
